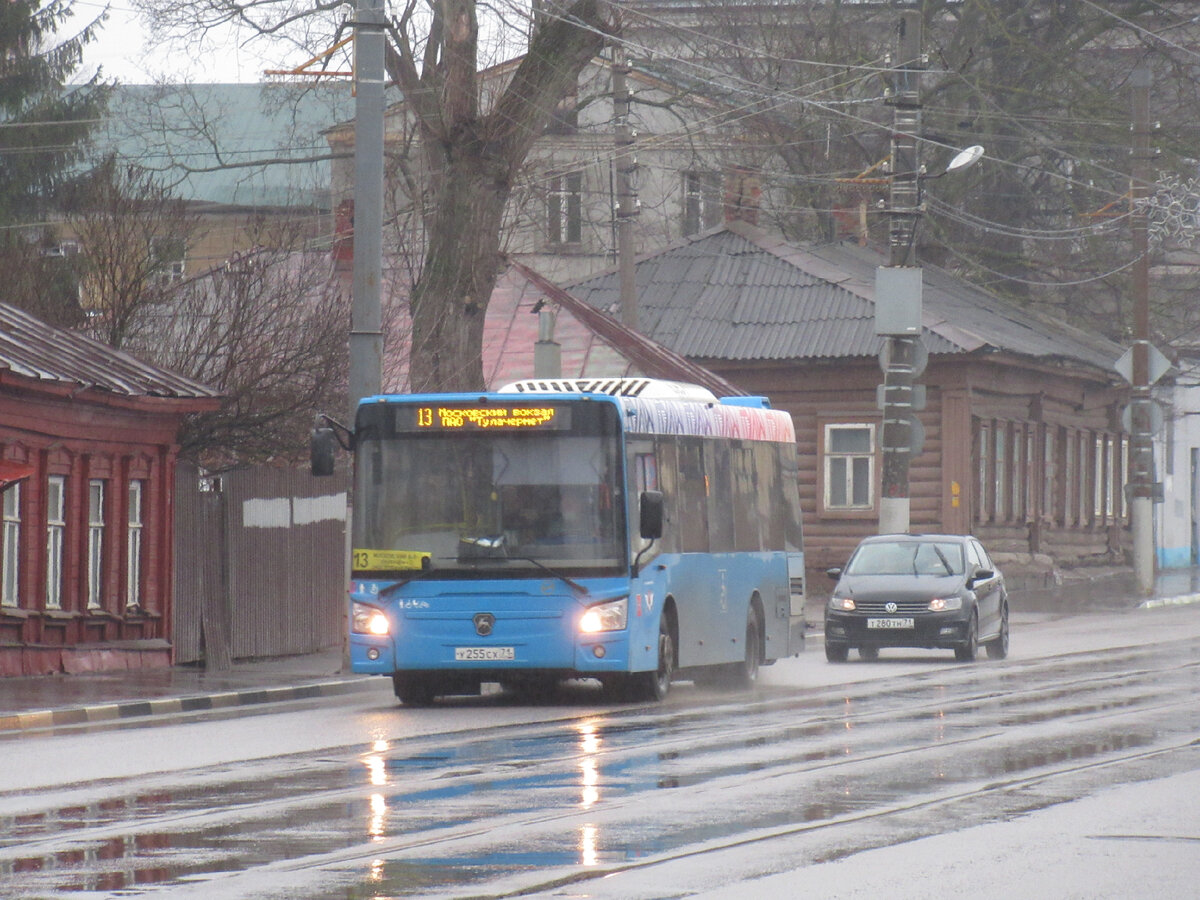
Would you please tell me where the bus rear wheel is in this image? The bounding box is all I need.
[700,604,762,689]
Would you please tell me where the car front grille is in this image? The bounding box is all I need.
[852,600,931,614]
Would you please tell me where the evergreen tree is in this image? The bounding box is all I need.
[0,0,111,325]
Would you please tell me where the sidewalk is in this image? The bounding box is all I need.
[0,646,376,734]
[5,567,1200,735]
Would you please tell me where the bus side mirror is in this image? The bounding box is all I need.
[311,426,337,477]
[639,490,664,540]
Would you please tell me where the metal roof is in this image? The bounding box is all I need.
[0,303,221,401]
[564,222,1123,374]
[96,84,356,210]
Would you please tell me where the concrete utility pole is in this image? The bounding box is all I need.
[349,0,386,417]
[877,9,924,535]
[612,32,639,330]
[1129,67,1157,595]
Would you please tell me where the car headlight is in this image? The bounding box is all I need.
[353,602,390,636]
[829,596,856,611]
[928,596,962,612]
[579,597,628,633]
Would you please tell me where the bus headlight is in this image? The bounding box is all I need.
[579,597,628,633]
[353,602,391,636]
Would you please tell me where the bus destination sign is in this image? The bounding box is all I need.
[401,405,570,431]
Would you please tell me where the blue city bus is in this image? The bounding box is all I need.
[311,378,806,704]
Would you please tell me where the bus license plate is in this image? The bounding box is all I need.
[455,646,515,661]
[866,618,914,629]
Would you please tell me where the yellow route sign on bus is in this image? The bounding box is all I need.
[353,549,431,571]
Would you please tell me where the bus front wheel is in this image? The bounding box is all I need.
[392,673,436,706]
[623,616,674,702]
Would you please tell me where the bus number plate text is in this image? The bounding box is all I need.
[455,646,515,661]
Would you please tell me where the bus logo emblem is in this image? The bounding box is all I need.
[473,613,496,636]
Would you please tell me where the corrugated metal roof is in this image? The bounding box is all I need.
[0,303,221,400]
[96,84,357,209]
[565,222,1122,373]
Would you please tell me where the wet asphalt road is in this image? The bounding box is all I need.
[2,606,1200,899]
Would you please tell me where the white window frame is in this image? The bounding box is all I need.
[823,423,876,511]
[3,484,20,607]
[547,171,583,245]
[46,475,65,610]
[1043,428,1056,523]
[151,236,186,288]
[127,480,144,609]
[87,479,105,610]
[683,170,722,236]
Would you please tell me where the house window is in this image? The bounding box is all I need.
[547,172,583,245]
[994,424,1007,521]
[1010,425,1024,522]
[1043,428,1056,523]
[127,480,144,610]
[46,475,65,610]
[977,421,991,522]
[683,171,722,236]
[824,423,875,510]
[1120,437,1129,520]
[2,484,19,608]
[87,479,105,609]
[1077,433,1090,525]
[152,237,186,288]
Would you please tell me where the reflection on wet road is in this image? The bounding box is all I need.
[2,634,1199,898]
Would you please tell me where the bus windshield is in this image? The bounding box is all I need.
[353,413,626,577]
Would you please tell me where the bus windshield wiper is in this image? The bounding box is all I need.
[504,555,590,597]
[376,562,438,598]
[457,533,589,595]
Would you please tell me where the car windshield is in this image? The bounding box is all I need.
[845,540,965,576]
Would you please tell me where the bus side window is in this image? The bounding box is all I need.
[678,439,709,552]
[652,440,681,554]
[732,443,761,552]
[756,444,785,551]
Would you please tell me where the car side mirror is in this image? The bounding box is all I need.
[639,490,664,540]
[969,566,994,585]
[311,426,337,477]
[825,567,843,580]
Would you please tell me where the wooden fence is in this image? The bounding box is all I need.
[173,463,348,665]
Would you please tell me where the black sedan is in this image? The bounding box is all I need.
[823,533,1009,663]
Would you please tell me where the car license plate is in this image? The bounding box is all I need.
[866,618,914,629]
[454,646,515,661]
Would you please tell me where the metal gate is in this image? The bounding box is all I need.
[173,463,348,665]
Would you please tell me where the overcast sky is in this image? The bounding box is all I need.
[77,1,280,84]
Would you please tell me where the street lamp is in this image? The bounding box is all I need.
[876,143,984,535]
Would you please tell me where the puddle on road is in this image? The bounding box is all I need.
[5,668,1196,897]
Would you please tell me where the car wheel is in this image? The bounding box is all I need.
[858,645,879,662]
[985,602,1010,660]
[825,641,849,663]
[954,611,978,662]
[625,615,674,701]
[392,673,436,706]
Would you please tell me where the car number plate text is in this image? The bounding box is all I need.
[454,646,515,661]
[866,617,914,629]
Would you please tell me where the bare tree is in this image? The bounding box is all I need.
[134,0,614,392]
[59,157,349,466]
[61,155,201,350]
[125,244,350,468]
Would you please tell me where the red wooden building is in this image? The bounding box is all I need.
[0,303,220,675]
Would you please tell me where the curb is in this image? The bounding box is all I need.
[0,676,377,734]
[1138,592,1200,610]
